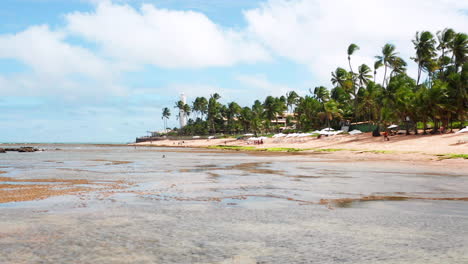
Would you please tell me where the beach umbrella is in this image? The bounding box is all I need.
[349,129,363,135]
[456,127,468,133]
[388,125,398,129]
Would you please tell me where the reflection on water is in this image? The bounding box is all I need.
[0,144,467,263]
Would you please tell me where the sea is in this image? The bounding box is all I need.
[0,144,467,263]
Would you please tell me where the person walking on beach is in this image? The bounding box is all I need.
[383,131,389,141]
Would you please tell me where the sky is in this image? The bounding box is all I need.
[0,0,467,143]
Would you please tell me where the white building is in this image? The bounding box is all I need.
[179,93,187,128]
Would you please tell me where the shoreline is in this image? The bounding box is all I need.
[132,132,467,170]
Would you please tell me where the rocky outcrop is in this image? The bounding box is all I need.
[3,147,39,152]
[0,148,5,153]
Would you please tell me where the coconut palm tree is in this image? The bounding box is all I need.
[207,93,221,134]
[449,32,468,72]
[263,96,283,132]
[374,60,383,83]
[286,91,299,113]
[161,107,171,132]
[323,100,341,129]
[226,102,241,134]
[331,67,349,88]
[357,64,372,87]
[347,43,360,73]
[389,57,407,78]
[437,28,455,75]
[311,86,330,103]
[375,43,398,88]
[183,104,191,117]
[192,97,208,120]
[412,31,437,85]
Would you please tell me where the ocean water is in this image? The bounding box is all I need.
[0,145,467,263]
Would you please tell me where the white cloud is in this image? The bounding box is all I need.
[65,1,270,68]
[0,25,124,96]
[244,0,468,84]
[0,25,110,79]
[235,74,292,97]
[1,0,467,99]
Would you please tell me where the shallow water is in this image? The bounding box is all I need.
[0,145,467,263]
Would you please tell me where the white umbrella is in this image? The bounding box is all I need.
[349,129,363,135]
[388,125,398,129]
[456,127,468,133]
[244,133,254,136]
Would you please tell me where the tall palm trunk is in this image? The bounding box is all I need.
[382,64,388,88]
[416,65,422,85]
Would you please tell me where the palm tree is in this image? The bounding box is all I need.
[357,64,372,87]
[239,106,253,133]
[311,86,330,103]
[192,97,208,120]
[331,67,349,88]
[323,100,341,129]
[286,91,299,113]
[412,31,437,85]
[183,104,191,118]
[251,100,264,136]
[347,43,360,73]
[450,32,468,72]
[389,57,407,78]
[437,28,455,75]
[263,96,283,132]
[375,43,398,88]
[226,102,241,134]
[207,93,221,134]
[295,96,321,130]
[373,60,383,83]
[161,107,171,132]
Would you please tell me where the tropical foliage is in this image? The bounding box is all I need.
[163,29,467,136]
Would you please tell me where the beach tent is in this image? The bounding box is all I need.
[192,136,200,139]
[208,136,215,139]
[321,128,335,132]
[388,125,398,129]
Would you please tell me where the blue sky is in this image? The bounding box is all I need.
[1,0,467,143]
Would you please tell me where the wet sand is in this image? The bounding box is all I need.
[0,145,467,263]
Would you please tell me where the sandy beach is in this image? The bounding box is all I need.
[135,132,467,161]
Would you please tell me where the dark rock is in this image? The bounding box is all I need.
[18,147,38,152]
[0,148,5,153]
[3,147,39,152]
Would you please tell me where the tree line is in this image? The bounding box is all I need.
[161,28,467,136]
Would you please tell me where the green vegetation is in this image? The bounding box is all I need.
[164,29,467,136]
[363,150,396,154]
[437,154,468,159]
[208,145,308,152]
[313,148,347,152]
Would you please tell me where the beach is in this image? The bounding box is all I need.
[134,132,467,168]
